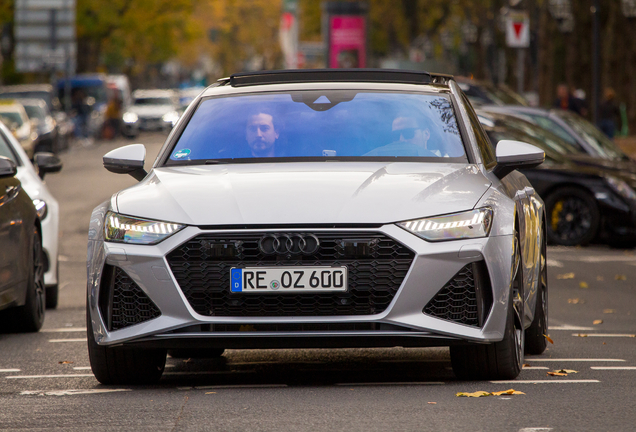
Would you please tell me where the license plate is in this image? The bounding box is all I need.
[230,267,347,293]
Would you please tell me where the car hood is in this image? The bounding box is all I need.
[115,162,492,225]
[128,105,174,118]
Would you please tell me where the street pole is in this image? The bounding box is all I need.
[517,48,525,95]
[592,0,600,124]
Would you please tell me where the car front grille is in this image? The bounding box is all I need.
[98,265,162,331]
[166,232,415,317]
[423,261,493,327]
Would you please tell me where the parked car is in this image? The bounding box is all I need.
[455,77,529,107]
[0,84,73,151]
[0,156,46,332]
[0,122,62,307]
[17,99,57,154]
[87,69,548,384]
[478,110,636,246]
[0,101,37,157]
[126,89,180,132]
[482,106,632,163]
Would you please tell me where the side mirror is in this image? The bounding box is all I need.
[33,152,63,179]
[0,156,17,178]
[103,144,147,181]
[493,140,545,179]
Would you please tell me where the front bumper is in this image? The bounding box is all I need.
[87,224,514,348]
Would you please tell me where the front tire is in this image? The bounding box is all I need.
[8,228,46,332]
[87,305,167,385]
[525,230,548,355]
[450,233,524,380]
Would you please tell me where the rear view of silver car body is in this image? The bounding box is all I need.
[86,71,547,383]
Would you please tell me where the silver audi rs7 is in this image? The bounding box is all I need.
[87,70,548,384]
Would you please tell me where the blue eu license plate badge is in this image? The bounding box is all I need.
[230,268,243,292]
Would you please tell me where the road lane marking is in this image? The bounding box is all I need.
[48,338,87,343]
[7,374,94,379]
[546,259,563,267]
[21,389,130,396]
[0,369,20,373]
[491,380,600,384]
[572,333,636,337]
[591,367,636,370]
[335,382,445,386]
[519,428,553,432]
[549,325,595,331]
[178,384,288,390]
[522,366,548,370]
[41,328,87,333]
[525,358,625,362]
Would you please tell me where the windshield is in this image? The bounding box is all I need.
[484,84,528,106]
[134,97,173,106]
[555,111,628,160]
[23,105,46,121]
[0,112,24,127]
[167,91,466,164]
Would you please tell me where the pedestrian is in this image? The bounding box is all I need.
[104,87,123,140]
[598,87,621,139]
[554,83,586,116]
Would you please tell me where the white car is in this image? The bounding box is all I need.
[88,70,547,384]
[0,122,62,308]
[125,89,180,132]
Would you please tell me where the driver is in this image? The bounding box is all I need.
[365,116,436,157]
[246,111,280,157]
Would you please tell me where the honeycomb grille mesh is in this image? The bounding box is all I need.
[423,263,479,326]
[111,267,161,330]
[166,232,414,317]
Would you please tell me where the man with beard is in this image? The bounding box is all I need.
[245,110,280,158]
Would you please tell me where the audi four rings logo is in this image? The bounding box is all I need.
[258,234,320,255]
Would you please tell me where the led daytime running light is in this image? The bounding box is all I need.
[398,208,493,241]
[401,211,485,233]
[108,214,180,235]
[104,211,184,244]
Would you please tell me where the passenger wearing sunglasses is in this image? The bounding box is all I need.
[365,116,437,157]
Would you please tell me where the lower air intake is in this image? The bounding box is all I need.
[99,266,161,331]
[423,262,492,327]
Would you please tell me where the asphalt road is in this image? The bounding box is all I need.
[1,133,636,431]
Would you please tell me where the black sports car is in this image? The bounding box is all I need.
[478,111,636,246]
[0,156,45,331]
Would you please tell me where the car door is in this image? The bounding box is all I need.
[0,174,26,309]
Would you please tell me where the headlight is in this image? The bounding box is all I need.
[122,112,138,124]
[162,111,180,125]
[605,176,636,202]
[33,199,47,220]
[104,211,185,245]
[397,207,493,241]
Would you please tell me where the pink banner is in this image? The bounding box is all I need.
[329,15,366,68]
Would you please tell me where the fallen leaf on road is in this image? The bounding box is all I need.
[579,281,589,289]
[593,319,603,325]
[557,369,578,374]
[427,402,437,405]
[523,364,531,368]
[456,391,491,398]
[58,361,73,364]
[205,392,217,394]
[597,276,604,281]
[557,272,575,279]
[543,334,554,344]
[491,389,525,396]
[615,274,627,281]
[603,309,616,314]
[547,371,568,376]
[568,298,582,304]
[576,333,588,337]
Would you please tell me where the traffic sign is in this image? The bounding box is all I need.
[505,11,530,48]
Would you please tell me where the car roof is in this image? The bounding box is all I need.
[0,84,53,93]
[200,69,454,98]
